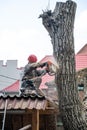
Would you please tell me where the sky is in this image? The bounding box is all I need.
[0,0,87,67]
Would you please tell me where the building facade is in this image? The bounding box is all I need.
[0,60,22,90]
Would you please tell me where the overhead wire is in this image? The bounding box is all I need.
[0,75,18,80]
[0,75,19,88]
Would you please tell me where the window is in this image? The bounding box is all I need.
[78,83,84,91]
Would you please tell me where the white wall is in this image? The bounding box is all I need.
[0,60,23,90]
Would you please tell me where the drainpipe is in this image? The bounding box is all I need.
[18,124,31,130]
[2,99,8,130]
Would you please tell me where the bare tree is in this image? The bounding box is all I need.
[40,0,87,130]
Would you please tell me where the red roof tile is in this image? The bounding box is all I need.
[76,55,87,71]
[39,74,54,89]
[2,80,20,92]
[38,55,55,89]
[40,55,58,66]
[0,95,47,110]
[75,44,87,71]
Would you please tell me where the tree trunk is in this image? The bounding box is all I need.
[40,0,87,130]
[45,115,57,130]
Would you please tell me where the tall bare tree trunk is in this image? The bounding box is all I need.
[40,0,87,130]
[45,115,57,130]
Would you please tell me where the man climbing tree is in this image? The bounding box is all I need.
[20,54,48,95]
[40,0,87,130]
[20,54,56,96]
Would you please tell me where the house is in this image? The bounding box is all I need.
[76,44,87,71]
[75,44,87,100]
[0,60,22,90]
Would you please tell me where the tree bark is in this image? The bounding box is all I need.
[45,115,57,130]
[40,0,87,130]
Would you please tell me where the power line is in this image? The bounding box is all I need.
[0,75,18,80]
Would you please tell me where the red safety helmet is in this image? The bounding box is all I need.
[28,54,37,63]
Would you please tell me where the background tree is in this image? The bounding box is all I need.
[40,0,87,130]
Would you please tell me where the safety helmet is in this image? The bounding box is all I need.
[28,54,37,63]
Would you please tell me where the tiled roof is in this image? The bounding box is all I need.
[75,44,87,71]
[39,55,56,89]
[0,95,47,110]
[2,80,20,92]
[40,55,58,67]
[40,74,54,89]
[76,55,87,71]
[0,95,58,111]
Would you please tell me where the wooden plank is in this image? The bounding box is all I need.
[32,109,39,130]
[39,109,59,115]
[26,107,59,115]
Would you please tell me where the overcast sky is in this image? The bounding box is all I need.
[0,0,87,67]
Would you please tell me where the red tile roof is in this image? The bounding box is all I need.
[2,80,20,92]
[40,55,58,67]
[76,44,87,71]
[0,95,47,110]
[40,74,54,89]
[39,55,55,89]
[76,55,87,71]
[0,95,58,111]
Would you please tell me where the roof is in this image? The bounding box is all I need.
[77,44,87,55]
[76,55,87,71]
[0,95,46,110]
[0,95,58,112]
[1,80,20,92]
[40,55,58,67]
[40,74,54,89]
[76,44,87,71]
[40,55,54,63]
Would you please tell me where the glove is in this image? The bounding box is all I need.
[40,62,48,68]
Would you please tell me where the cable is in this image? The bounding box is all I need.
[0,75,18,80]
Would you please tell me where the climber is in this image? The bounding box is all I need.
[20,54,49,94]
